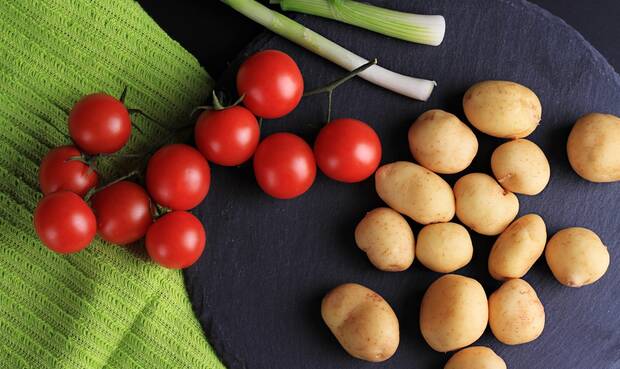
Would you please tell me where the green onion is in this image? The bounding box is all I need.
[221,0,436,101]
[272,0,445,46]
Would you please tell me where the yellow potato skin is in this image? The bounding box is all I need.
[420,274,488,352]
[408,109,478,174]
[321,283,399,362]
[488,214,547,281]
[491,139,550,195]
[567,113,620,182]
[375,161,455,225]
[488,279,545,345]
[444,346,507,369]
[453,173,519,236]
[545,227,610,287]
[416,222,473,273]
[463,80,542,139]
[355,208,415,272]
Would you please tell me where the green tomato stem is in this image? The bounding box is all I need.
[303,58,377,96]
[84,169,140,201]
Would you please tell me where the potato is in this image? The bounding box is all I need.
[545,227,610,287]
[355,208,415,272]
[375,161,455,224]
[488,214,547,280]
[453,173,519,236]
[321,283,399,362]
[567,112,620,182]
[491,139,550,195]
[488,279,545,345]
[408,109,478,174]
[420,274,488,352]
[416,222,473,273]
[463,80,541,138]
[444,346,507,369]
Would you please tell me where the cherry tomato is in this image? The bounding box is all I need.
[38,145,98,197]
[33,191,96,254]
[314,118,382,183]
[68,93,131,154]
[237,50,304,119]
[194,106,260,166]
[146,144,210,210]
[90,181,153,245]
[145,211,205,269]
[253,133,316,199]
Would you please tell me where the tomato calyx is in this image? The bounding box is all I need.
[153,203,171,218]
[66,153,99,177]
[192,91,246,117]
[303,58,378,123]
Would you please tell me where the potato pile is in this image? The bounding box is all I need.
[320,80,614,366]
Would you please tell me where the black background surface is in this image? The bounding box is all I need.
[137,1,620,369]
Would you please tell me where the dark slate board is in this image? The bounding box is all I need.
[184,1,620,368]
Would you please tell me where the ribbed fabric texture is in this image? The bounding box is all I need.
[0,1,224,368]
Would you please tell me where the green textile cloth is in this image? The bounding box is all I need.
[0,1,225,368]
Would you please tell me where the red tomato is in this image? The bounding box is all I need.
[237,50,304,119]
[33,191,96,254]
[194,106,260,166]
[68,93,131,154]
[146,144,210,210]
[145,211,205,269]
[253,133,316,199]
[314,118,382,183]
[90,181,153,245]
[39,145,98,197]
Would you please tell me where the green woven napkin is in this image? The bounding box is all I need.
[0,1,225,368]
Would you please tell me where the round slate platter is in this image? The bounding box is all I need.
[184,1,620,368]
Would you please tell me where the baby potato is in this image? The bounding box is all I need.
[355,207,415,272]
[321,283,399,362]
[408,109,478,174]
[420,274,488,352]
[488,214,547,281]
[463,80,541,138]
[444,346,507,369]
[416,222,473,273]
[453,173,519,236]
[375,161,455,224]
[567,112,620,182]
[545,227,610,287]
[488,279,545,345]
[491,139,550,195]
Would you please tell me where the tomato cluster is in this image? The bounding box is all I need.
[33,93,207,269]
[195,49,382,199]
[33,49,382,269]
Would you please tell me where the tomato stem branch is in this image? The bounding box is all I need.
[66,155,90,166]
[85,169,141,201]
[304,58,378,96]
[303,58,377,122]
[128,108,160,130]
